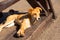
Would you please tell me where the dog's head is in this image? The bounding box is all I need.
[28,7,42,20]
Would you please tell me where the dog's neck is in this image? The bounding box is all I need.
[27,14,36,24]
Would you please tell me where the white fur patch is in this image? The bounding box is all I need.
[21,18,31,30]
[6,20,15,27]
[25,19,31,28]
[6,22,15,27]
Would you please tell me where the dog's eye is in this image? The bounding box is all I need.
[34,14,36,15]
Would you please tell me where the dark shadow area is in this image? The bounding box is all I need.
[13,33,20,38]
[0,9,27,24]
[40,13,46,16]
[15,23,20,31]
[0,12,3,18]
[13,23,25,38]
[27,0,40,8]
[13,33,24,38]
[0,12,9,24]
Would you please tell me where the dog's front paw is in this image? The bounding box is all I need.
[17,30,25,37]
[20,32,25,37]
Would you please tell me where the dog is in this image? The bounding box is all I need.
[0,7,42,37]
[16,7,42,37]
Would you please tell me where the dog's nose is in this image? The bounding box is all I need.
[38,18,40,19]
[36,18,40,20]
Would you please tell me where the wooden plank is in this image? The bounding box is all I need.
[0,0,19,12]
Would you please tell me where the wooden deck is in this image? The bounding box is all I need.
[0,0,60,40]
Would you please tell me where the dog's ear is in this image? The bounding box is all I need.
[36,7,42,11]
[28,8,33,13]
[39,8,42,11]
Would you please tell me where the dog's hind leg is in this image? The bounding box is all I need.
[0,20,15,32]
[0,14,18,32]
